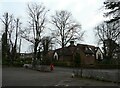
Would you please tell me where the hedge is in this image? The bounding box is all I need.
[53,61,120,69]
[53,61,74,67]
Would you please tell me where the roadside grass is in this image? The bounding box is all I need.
[72,75,119,84]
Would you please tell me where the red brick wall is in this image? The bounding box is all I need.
[83,55,95,65]
[77,46,95,65]
[59,55,73,62]
[56,44,96,65]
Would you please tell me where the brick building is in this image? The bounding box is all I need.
[54,41,103,65]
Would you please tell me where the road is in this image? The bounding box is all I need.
[2,66,119,86]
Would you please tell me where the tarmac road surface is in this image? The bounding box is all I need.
[2,66,119,86]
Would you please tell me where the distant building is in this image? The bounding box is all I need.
[18,42,103,65]
[54,41,76,62]
[53,41,103,65]
[95,47,103,61]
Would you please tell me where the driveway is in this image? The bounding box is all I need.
[2,66,119,86]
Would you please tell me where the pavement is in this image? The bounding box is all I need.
[2,66,119,86]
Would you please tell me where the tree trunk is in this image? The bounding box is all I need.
[5,13,9,60]
[103,41,106,58]
[32,39,39,68]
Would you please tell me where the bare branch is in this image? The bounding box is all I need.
[51,10,83,48]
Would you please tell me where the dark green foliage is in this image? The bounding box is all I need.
[2,32,10,65]
[73,52,82,77]
[74,52,81,67]
[95,22,119,61]
[53,60,119,69]
[53,61,73,67]
[1,13,22,66]
[41,37,53,65]
[1,13,10,63]
[23,58,32,64]
[32,39,39,68]
[42,37,52,55]
[42,38,49,55]
[41,58,51,65]
[13,61,24,67]
[104,39,119,60]
[81,64,119,69]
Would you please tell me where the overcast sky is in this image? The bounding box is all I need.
[0,0,105,53]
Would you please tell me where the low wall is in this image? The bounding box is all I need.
[73,69,120,82]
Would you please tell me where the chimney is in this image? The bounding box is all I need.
[70,41,74,46]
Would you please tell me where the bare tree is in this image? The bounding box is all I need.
[104,0,120,45]
[10,18,22,63]
[41,36,53,54]
[40,36,53,64]
[51,10,84,48]
[19,38,22,54]
[0,13,13,43]
[1,12,22,65]
[21,3,48,67]
[104,0,120,23]
[0,12,13,64]
[95,21,120,59]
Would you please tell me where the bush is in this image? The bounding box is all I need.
[53,61,73,67]
[95,64,119,69]
[74,52,81,67]
[82,64,120,69]
[41,59,51,65]
[13,61,24,67]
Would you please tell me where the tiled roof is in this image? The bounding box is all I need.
[55,46,76,56]
[55,44,98,56]
[77,44,95,54]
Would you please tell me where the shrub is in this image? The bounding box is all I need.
[53,61,73,67]
[74,52,81,67]
[13,61,23,67]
